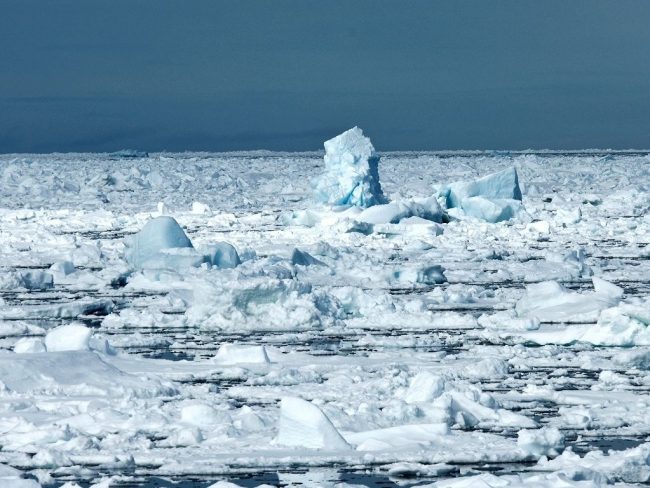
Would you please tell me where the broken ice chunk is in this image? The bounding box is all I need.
[291,248,324,266]
[214,344,271,365]
[443,167,522,208]
[440,167,523,222]
[277,397,351,450]
[125,216,194,268]
[460,196,521,223]
[44,324,92,352]
[206,242,241,269]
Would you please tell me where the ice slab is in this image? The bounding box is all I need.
[313,127,386,208]
[460,196,521,223]
[214,344,271,365]
[0,351,175,397]
[516,277,623,322]
[277,397,351,450]
[13,337,47,354]
[356,197,444,224]
[347,423,449,451]
[291,248,324,266]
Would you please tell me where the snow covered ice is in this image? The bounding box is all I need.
[1,148,650,487]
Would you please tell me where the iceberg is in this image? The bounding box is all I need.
[440,167,523,222]
[277,396,351,450]
[125,216,194,268]
[313,127,386,208]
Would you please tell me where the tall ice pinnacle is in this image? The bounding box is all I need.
[313,127,386,208]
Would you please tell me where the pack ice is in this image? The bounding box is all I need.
[1,147,650,487]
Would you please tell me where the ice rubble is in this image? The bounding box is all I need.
[489,277,650,346]
[277,397,351,450]
[0,271,53,291]
[313,127,386,208]
[440,167,523,222]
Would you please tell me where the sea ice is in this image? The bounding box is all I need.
[277,397,351,450]
[125,216,193,268]
[313,127,386,207]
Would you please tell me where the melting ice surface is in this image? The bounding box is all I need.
[0,147,650,487]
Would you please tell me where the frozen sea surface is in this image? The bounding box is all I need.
[0,150,650,487]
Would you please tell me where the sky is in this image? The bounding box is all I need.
[1,0,650,153]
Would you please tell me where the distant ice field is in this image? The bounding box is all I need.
[0,149,649,487]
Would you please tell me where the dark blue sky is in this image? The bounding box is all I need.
[2,1,650,152]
